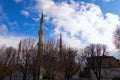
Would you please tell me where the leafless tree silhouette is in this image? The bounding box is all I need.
[82,44,108,80]
[0,46,17,80]
[113,26,120,50]
[58,47,80,80]
[16,38,36,80]
[43,39,59,80]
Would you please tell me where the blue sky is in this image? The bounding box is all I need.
[0,0,39,36]
[0,0,120,58]
[0,0,120,37]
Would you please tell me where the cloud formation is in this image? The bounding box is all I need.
[14,0,23,3]
[0,35,37,49]
[0,36,21,48]
[21,10,30,17]
[37,0,120,50]
[103,0,110,2]
[0,6,8,21]
[0,24,8,35]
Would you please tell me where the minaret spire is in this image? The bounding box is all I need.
[37,12,44,80]
[59,33,62,58]
[39,12,44,48]
[17,40,21,64]
[40,12,44,24]
[59,33,62,49]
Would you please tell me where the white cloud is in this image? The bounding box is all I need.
[32,17,39,22]
[0,6,8,21]
[20,10,30,17]
[0,36,37,49]
[103,0,110,2]
[14,0,23,3]
[37,0,120,51]
[0,36,21,48]
[0,24,8,35]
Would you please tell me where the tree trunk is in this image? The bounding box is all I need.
[9,72,12,80]
[32,71,36,80]
[66,77,70,80]
[0,75,4,80]
[22,74,26,80]
[64,76,70,80]
[96,76,101,80]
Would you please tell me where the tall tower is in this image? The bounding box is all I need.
[59,34,62,50]
[17,40,21,64]
[37,12,44,80]
[38,12,44,48]
[59,34,62,58]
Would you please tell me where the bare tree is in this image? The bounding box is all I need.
[43,39,59,80]
[59,47,80,80]
[0,46,17,80]
[113,27,120,50]
[16,38,36,80]
[0,46,9,80]
[5,47,17,80]
[31,45,37,80]
[83,44,108,80]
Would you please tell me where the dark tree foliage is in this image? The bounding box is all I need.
[82,44,108,80]
[59,47,80,80]
[43,39,59,80]
[16,38,37,80]
[113,27,120,50]
[0,46,17,80]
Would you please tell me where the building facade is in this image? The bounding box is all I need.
[89,56,120,80]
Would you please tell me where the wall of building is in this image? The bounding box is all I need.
[90,68,120,80]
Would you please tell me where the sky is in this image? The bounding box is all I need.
[0,0,120,57]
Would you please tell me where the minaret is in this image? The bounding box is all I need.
[59,34,62,50]
[17,40,21,64]
[59,34,62,58]
[37,12,44,80]
[38,12,44,48]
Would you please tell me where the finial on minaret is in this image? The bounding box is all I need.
[40,12,44,31]
[17,40,21,64]
[40,12,44,24]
